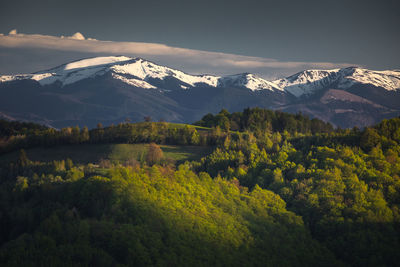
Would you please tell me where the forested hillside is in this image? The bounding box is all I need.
[0,109,399,266]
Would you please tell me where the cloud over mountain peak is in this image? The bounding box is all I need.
[0,31,355,79]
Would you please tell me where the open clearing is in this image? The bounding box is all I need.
[0,143,213,165]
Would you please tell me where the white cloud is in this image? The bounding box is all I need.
[0,30,357,78]
[61,32,86,40]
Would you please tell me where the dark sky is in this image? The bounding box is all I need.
[0,0,399,70]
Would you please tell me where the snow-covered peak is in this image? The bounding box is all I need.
[111,58,220,87]
[273,69,343,97]
[0,56,136,86]
[283,69,341,84]
[339,68,400,91]
[219,73,283,91]
[273,67,400,97]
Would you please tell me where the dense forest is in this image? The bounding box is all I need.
[0,108,399,266]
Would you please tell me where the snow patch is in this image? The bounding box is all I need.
[111,73,156,89]
[219,73,283,91]
[31,73,58,85]
[0,75,16,83]
[63,56,132,71]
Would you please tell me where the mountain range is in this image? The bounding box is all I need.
[0,56,399,128]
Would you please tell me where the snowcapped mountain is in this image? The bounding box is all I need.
[0,56,281,92]
[273,67,400,97]
[0,56,399,128]
[219,73,283,91]
[0,56,219,89]
[2,56,398,96]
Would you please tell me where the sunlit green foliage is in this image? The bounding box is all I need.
[0,158,337,266]
[195,117,400,266]
[1,111,400,266]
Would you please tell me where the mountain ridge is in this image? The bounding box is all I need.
[0,56,399,128]
[1,56,400,95]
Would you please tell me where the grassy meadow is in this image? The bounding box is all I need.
[0,143,213,165]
